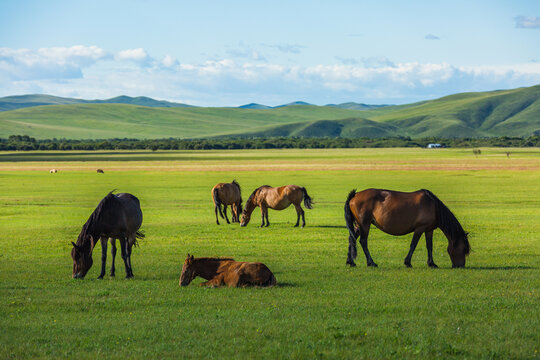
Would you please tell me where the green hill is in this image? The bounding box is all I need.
[1,85,539,139]
[0,103,367,139]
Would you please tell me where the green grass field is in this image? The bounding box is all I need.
[1,148,539,359]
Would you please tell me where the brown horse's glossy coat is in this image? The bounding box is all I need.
[345,189,470,268]
[179,255,277,287]
[211,180,242,224]
[241,185,313,227]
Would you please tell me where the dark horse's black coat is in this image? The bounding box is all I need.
[71,192,144,279]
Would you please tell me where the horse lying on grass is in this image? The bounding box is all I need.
[179,254,277,288]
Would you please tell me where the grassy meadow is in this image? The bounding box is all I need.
[0,148,539,359]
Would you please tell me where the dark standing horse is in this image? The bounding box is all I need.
[71,191,144,279]
[212,180,243,224]
[240,185,313,227]
[345,189,470,268]
[179,254,277,287]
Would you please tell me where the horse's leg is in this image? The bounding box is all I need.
[126,238,134,278]
[264,206,270,227]
[110,238,117,277]
[223,205,231,224]
[425,230,438,268]
[119,237,132,279]
[98,237,107,279]
[346,227,361,266]
[404,231,423,268]
[260,205,266,227]
[294,204,303,227]
[200,274,224,288]
[358,225,378,267]
[215,203,220,225]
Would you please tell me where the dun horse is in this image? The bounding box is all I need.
[211,180,242,224]
[345,189,470,268]
[179,254,277,287]
[71,191,144,279]
[240,185,313,227]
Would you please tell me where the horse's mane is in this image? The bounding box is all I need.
[246,185,271,205]
[422,189,470,254]
[77,190,117,246]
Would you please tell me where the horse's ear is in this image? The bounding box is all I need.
[190,255,194,260]
[71,241,79,249]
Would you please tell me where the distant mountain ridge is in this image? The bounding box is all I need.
[0,85,538,139]
[1,94,388,112]
[0,94,195,111]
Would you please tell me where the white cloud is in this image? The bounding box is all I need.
[515,16,540,29]
[425,34,440,40]
[161,55,179,68]
[0,45,108,80]
[115,48,149,62]
[1,46,540,106]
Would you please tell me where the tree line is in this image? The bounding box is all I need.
[1,135,539,151]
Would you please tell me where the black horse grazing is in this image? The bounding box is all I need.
[71,191,144,279]
[345,189,470,268]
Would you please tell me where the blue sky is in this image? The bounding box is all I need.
[1,0,539,106]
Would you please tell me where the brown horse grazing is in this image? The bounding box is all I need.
[179,254,277,287]
[345,189,470,268]
[71,191,144,279]
[212,180,242,225]
[240,185,313,227]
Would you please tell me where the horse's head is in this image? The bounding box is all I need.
[240,209,251,227]
[71,237,93,279]
[447,232,470,268]
[179,254,196,286]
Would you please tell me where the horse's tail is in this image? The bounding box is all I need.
[213,187,224,219]
[344,189,358,262]
[128,230,145,247]
[422,189,470,255]
[301,187,313,209]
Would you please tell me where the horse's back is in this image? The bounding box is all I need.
[113,193,143,232]
[212,183,241,204]
[227,261,275,286]
[263,185,302,209]
[351,189,436,235]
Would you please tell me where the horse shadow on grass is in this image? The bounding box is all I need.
[311,225,347,229]
[468,265,537,271]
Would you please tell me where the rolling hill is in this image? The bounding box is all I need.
[0,94,194,111]
[0,85,538,139]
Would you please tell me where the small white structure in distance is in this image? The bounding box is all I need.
[427,143,442,148]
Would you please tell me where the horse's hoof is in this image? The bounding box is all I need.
[346,262,356,267]
[428,263,438,268]
[97,275,104,280]
[110,273,115,277]
[294,224,299,227]
[404,262,412,268]
[368,262,378,267]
